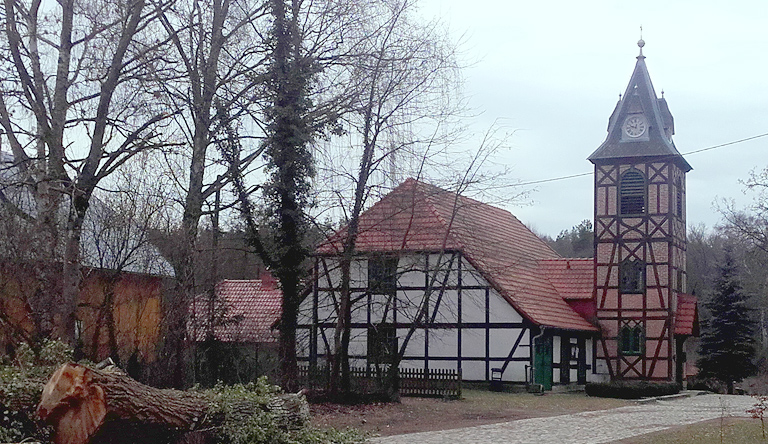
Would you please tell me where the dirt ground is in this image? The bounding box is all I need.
[310,389,631,437]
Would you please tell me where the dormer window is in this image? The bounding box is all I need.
[620,170,646,215]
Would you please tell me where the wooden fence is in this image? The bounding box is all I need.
[297,364,461,399]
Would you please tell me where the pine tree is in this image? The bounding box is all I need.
[697,248,757,393]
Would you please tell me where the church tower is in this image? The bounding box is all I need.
[589,40,692,381]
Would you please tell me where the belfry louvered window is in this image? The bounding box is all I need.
[620,170,646,215]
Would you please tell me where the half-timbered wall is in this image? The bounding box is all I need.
[297,252,594,383]
[594,160,686,381]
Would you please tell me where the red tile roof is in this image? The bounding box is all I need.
[189,279,282,343]
[538,258,594,300]
[319,179,597,332]
[675,293,699,336]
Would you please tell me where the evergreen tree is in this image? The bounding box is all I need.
[697,248,757,393]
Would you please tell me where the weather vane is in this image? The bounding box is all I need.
[637,25,645,57]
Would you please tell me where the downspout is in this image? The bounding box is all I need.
[530,325,547,386]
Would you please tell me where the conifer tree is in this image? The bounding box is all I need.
[697,248,757,393]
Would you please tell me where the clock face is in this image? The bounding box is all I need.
[624,115,647,138]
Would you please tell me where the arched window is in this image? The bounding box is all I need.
[620,259,645,293]
[619,321,644,356]
[620,170,646,215]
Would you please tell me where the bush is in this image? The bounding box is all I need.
[202,379,368,444]
[0,339,78,442]
[585,380,681,399]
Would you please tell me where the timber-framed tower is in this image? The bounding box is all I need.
[589,40,692,381]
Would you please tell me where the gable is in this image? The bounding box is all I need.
[318,179,597,332]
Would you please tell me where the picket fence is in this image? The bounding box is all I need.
[297,365,461,398]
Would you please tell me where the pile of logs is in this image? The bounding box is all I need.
[36,363,308,444]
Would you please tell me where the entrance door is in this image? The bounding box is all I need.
[534,335,553,390]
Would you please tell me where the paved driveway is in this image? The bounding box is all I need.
[369,394,756,444]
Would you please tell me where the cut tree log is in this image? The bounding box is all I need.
[36,363,308,444]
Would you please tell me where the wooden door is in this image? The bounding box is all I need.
[534,335,553,390]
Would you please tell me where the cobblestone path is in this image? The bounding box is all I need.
[369,394,756,444]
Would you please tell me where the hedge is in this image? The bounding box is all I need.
[585,380,681,399]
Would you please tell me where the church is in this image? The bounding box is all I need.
[296,40,699,389]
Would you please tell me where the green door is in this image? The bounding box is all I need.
[534,335,553,390]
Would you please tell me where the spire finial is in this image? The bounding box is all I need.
[637,26,645,58]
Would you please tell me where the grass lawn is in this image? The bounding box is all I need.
[615,417,768,444]
[311,389,631,436]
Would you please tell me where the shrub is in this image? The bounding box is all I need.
[202,379,367,444]
[585,380,681,399]
[0,339,76,442]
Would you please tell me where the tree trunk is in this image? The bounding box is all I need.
[37,363,210,444]
[37,363,309,444]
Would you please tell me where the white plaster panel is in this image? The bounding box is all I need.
[317,327,332,355]
[351,293,369,323]
[397,290,424,322]
[429,329,460,357]
[461,328,486,357]
[429,253,459,286]
[432,290,459,323]
[399,255,425,284]
[488,328,519,358]
[460,259,486,287]
[515,338,531,359]
[461,289,487,323]
[368,293,394,323]
[460,361,486,381]
[400,328,425,356]
[501,362,528,382]
[296,328,310,358]
[399,359,423,369]
[553,336,561,365]
[429,360,459,371]
[351,259,367,288]
[319,258,341,287]
[315,291,338,322]
[488,291,523,323]
[348,329,367,356]
[297,299,312,325]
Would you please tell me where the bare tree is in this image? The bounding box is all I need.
[79,154,173,362]
[0,0,176,346]
[146,0,273,386]
[305,0,467,394]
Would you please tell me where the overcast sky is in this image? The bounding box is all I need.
[418,0,768,237]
